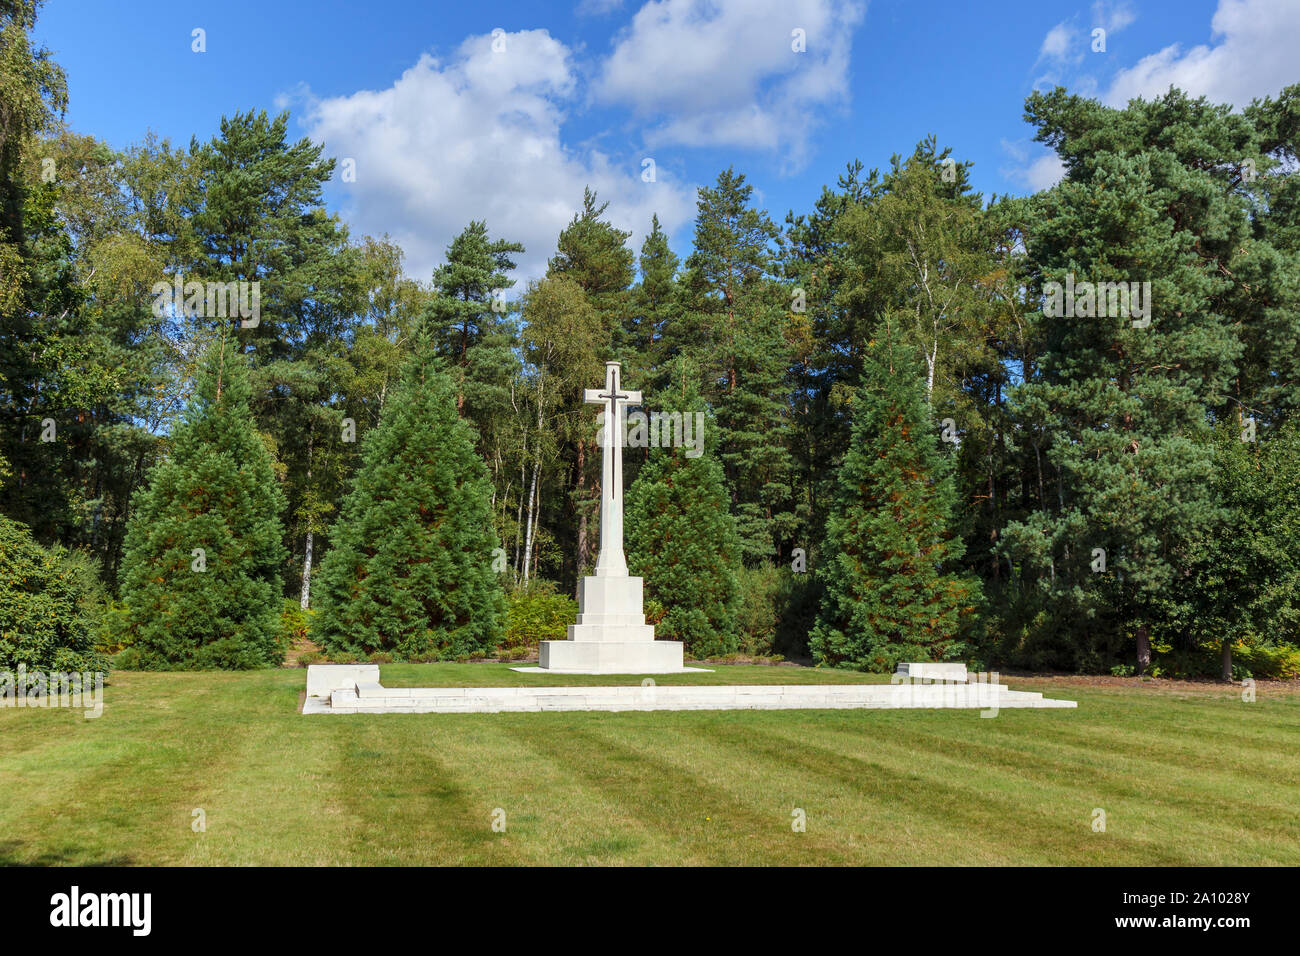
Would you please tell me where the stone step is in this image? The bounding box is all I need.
[306,664,380,698]
[895,662,970,682]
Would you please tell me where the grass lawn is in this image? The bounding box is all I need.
[1,664,1297,866]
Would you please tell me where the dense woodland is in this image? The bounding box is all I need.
[3,1,1300,679]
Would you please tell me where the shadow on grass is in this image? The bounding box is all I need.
[0,841,135,866]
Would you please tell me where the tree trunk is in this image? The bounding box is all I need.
[513,458,525,578]
[533,505,541,580]
[299,530,314,610]
[925,344,936,404]
[1136,624,1151,675]
[1221,642,1233,683]
[522,373,546,587]
[1033,435,1046,512]
[300,428,315,609]
[522,458,538,587]
[575,438,588,596]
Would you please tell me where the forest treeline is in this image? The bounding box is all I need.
[3,2,1299,677]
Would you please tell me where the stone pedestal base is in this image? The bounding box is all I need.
[538,638,685,674]
[528,574,692,674]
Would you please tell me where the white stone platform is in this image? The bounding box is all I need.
[301,665,1076,715]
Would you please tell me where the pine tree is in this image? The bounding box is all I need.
[548,186,634,328]
[811,323,980,671]
[676,167,798,563]
[626,359,742,658]
[545,190,632,585]
[118,337,286,668]
[626,213,680,381]
[781,160,877,553]
[424,220,524,417]
[1005,88,1244,673]
[313,349,505,659]
[179,109,369,608]
[834,142,1013,609]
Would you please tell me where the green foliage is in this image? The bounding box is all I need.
[1142,640,1300,680]
[735,563,780,656]
[1235,644,1300,680]
[117,339,287,669]
[279,599,312,649]
[1161,421,1300,675]
[780,160,878,553]
[313,352,505,659]
[0,513,107,673]
[728,562,813,661]
[95,600,130,654]
[0,1,67,253]
[425,220,525,427]
[548,187,634,318]
[999,86,1257,672]
[180,108,369,606]
[0,131,188,582]
[503,581,578,650]
[773,568,821,661]
[624,213,679,373]
[837,139,992,413]
[811,323,981,671]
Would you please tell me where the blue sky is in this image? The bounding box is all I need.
[34,0,1296,282]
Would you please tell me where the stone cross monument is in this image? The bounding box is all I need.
[588,360,636,577]
[534,361,687,674]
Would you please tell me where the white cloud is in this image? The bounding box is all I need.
[298,29,695,285]
[594,0,865,166]
[1025,154,1067,191]
[1092,0,1135,34]
[1039,22,1078,63]
[1001,140,1067,192]
[1033,5,1134,91]
[578,0,625,15]
[1105,0,1300,108]
[1039,3,1134,65]
[1000,138,1029,164]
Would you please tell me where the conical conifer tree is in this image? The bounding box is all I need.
[119,337,287,668]
[626,359,742,658]
[811,322,980,670]
[314,348,505,658]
